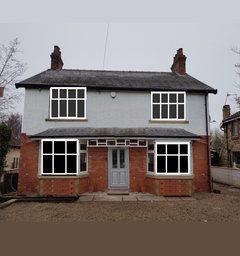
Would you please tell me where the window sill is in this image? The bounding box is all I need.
[146,173,193,180]
[38,174,89,179]
[45,118,88,122]
[149,120,189,124]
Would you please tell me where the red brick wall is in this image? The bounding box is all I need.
[88,147,108,192]
[18,133,39,196]
[39,178,79,196]
[192,136,210,192]
[18,134,210,197]
[129,147,147,192]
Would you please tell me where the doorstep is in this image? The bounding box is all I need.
[77,193,196,202]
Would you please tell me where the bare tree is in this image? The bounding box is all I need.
[5,113,22,146]
[0,38,26,120]
[210,128,226,165]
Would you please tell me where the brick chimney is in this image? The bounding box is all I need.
[0,87,4,97]
[50,46,63,70]
[171,48,187,75]
[223,105,231,120]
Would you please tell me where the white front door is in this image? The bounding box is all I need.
[109,148,129,188]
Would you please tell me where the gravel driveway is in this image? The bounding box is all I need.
[1,183,240,222]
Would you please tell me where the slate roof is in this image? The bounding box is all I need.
[16,69,217,93]
[30,127,200,139]
[221,111,240,127]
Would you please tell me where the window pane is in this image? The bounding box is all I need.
[152,94,160,103]
[167,144,178,154]
[180,156,188,173]
[67,155,77,174]
[112,149,118,168]
[107,140,116,146]
[54,141,65,154]
[52,100,58,117]
[178,104,184,119]
[161,104,168,118]
[80,153,87,172]
[68,89,76,98]
[120,149,125,168]
[148,153,154,172]
[43,155,52,174]
[80,144,87,150]
[180,144,188,154]
[169,104,177,118]
[54,155,65,173]
[43,141,52,154]
[67,141,77,153]
[157,156,165,173]
[157,144,166,154]
[153,104,160,119]
[167,156,178,173]
[60,89,67,98]
[78,89,85,98]
[178,93,184,103]
[148,144,154,151]
[169,93,177,103]
[52,89,58,98]
[60,100,67,117]
[68,100,76,117]
[161,94,168,103]
[77,100,84,117]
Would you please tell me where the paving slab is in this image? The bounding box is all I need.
[94,195,123,201]
[122,196,138,201]
[77,196,94,202]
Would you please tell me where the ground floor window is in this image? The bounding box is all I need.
[147,141,191,175]
[41,139,87,175]
[156,142,190,174]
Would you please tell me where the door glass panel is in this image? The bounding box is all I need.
[112,149,118,168]
[120,149,125,168]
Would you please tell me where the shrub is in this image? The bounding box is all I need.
[0,123,11,172]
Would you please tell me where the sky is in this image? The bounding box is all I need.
[1,0,240,130]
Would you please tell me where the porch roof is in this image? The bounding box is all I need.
[30,127,200,139]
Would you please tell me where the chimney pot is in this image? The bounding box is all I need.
[50,45,64,70]
[223,105,231,120]
[171,48,187,75]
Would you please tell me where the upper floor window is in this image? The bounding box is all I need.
[231,121,239,137]
[50,87,86,119]
[151,92,186,120]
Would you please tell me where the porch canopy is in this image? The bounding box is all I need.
[30,127,200,139]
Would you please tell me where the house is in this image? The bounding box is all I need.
[221,105,240,167]
[15,46,217,197]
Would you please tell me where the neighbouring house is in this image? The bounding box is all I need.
[220,105,240,167]
[15,46,217,197]
[5,143,20,171]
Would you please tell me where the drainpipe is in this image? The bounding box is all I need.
[205,94,212,192]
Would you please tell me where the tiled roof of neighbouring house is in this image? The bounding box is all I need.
[221,111,240,126]
[15,69,217,93]
[30,127,200,139]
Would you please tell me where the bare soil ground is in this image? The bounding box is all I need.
[0,183,240,222]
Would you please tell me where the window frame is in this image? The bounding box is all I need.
[40,139,80,176]
[151,91,186,121]
[153,141,191,175]
[50,87,87,120]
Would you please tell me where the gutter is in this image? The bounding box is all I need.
[205,94,212,192]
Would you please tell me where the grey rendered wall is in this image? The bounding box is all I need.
[22,89,208,136]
